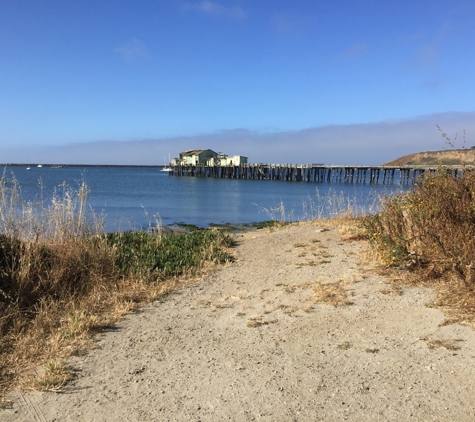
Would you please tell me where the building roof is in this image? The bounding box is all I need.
[180,149,213,156]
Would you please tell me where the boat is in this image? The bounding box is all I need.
[161,154,172,172]
[37,164,42,168]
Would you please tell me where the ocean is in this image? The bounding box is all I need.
[1,165,407,232]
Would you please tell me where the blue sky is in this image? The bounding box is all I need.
[1,0,475,165]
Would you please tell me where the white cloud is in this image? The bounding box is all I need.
[114,37,150,60]
[183,1,246,19]
[2,112,474,166]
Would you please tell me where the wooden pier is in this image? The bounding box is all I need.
[169,164,447,184]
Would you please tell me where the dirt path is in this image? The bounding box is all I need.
[4,223,475,421]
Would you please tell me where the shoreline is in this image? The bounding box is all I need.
[4,221,475,421]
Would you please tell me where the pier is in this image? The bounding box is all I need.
[169,164,448,184]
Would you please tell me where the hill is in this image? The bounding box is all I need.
[383,149,475,166]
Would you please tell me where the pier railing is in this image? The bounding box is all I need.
[169,164,465,184]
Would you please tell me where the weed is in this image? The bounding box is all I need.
[177,223,201,232]
[246,316,278,328]
[282,284,297,294]
[420,337,463,351]
[337,341,351,350]
[379,286,403,296]
[301,306,314,313]
[311,281,353,307]
[250,220,284,230]
[213,301,232,309]
[33,360,74,392]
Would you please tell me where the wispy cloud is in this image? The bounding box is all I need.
[183,1,247,20]
[114,37,150,60]
[404,23,451,71]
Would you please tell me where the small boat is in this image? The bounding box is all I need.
[161,154,172,171]
[37,164,42,168]
[26,167,31,170]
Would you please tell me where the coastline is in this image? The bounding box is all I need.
[4,221,475,421]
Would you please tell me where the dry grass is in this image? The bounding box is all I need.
[0,175,235,400]
[310,281,354,307]
[363,141,475,327]
[301,305,314,313]
[31,359,74,392]
[420,337,463,351]
[246,316,278,328]
[379,285,403,296]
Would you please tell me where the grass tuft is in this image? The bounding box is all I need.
[311,281,353,307]
[32,359,74,392]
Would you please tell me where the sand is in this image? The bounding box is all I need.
[3,222,475,421]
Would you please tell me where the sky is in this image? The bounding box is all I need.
[1,0,475,165]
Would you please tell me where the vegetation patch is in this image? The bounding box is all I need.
[32,359,74,392]
[246,316,278,328]
[310,281,354,307]
[420,337,463,351]
[337,341,351,350]
[365,131,475,327]
[0,173,235,400]
[250,220,288,230]
[176,223,202,232]
[208,223,242,232]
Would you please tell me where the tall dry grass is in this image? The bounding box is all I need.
[364,127,475,326]
[256,188,384,225]
[0,171,233,398]
[365,167,475,281]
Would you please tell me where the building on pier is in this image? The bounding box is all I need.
[177,149,248,166]
[178,149,218,166]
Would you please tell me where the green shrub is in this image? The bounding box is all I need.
[105,229,233,278]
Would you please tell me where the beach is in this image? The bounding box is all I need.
[3,222,475,421]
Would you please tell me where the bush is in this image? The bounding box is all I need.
[365,167,475,284]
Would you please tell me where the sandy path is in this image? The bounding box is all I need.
[3,223,475,421]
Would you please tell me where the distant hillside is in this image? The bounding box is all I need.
[383,149,475,166]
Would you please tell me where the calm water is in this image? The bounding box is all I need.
[2,165,408,232]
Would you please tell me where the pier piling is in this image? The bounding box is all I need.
[169,164,451,184]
